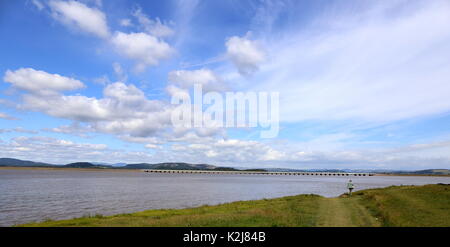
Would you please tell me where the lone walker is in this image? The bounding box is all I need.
[347,180,355,196]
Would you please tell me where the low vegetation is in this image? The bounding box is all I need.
[355,184,450,226]
[19,184,449,227]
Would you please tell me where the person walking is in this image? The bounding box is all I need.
[347,180,355,196]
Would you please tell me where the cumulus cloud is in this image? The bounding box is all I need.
[166,127,225,143]
[102,81,146,104]
[111,31,174,72]
[38,2,175,73]
[19,81,170,136]
[2,67,226,141]
[49,0,109,38]
[163,138,284,164]
[168,69,226,91]
[22,94,109,121]
[165,84,189,97]
[3,68,85,95]
[226,35,266,76]
[2,69,183,139]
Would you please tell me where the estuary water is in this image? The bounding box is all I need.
[1,168,449,226]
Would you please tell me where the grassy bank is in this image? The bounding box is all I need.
[19,184,450,227]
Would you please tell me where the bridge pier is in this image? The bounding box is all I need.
[141,169,374,176]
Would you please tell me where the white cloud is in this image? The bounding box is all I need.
[168,69,226,91]
[3,69,176,138]
[22,94,111,121]
[165,138,286,164]
[3,68,226,141]
[35,2,176,74]
[226,35,266,76]
[166,127,225,143]
[20,81,168,127]
[132,7,174,38]
[44,2,174,73]
[165,84,189,97]
[49,0,109,38]
[111,31,174,72]
[3,68,85,95]
[103,81,146,104]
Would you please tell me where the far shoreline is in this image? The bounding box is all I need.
[1,166,449,177]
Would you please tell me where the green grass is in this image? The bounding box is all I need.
[18,184,450,227]
[354,184,450,226]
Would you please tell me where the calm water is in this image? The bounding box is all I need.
[1,169,449,226]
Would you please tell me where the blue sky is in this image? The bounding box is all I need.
[1,0,450,170]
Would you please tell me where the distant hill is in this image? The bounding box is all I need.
[123,162,217,170]
[64,162,112,169]
[266,168,346,172]
[242,169,267,172]
[375,169,450,175]
[412,169,450,175]
[214,167,239,171]
[121,163,154,169]
[0,158,54,167]
[153,163,216,170]
[90,162,127,167]
[0,158,223,170]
